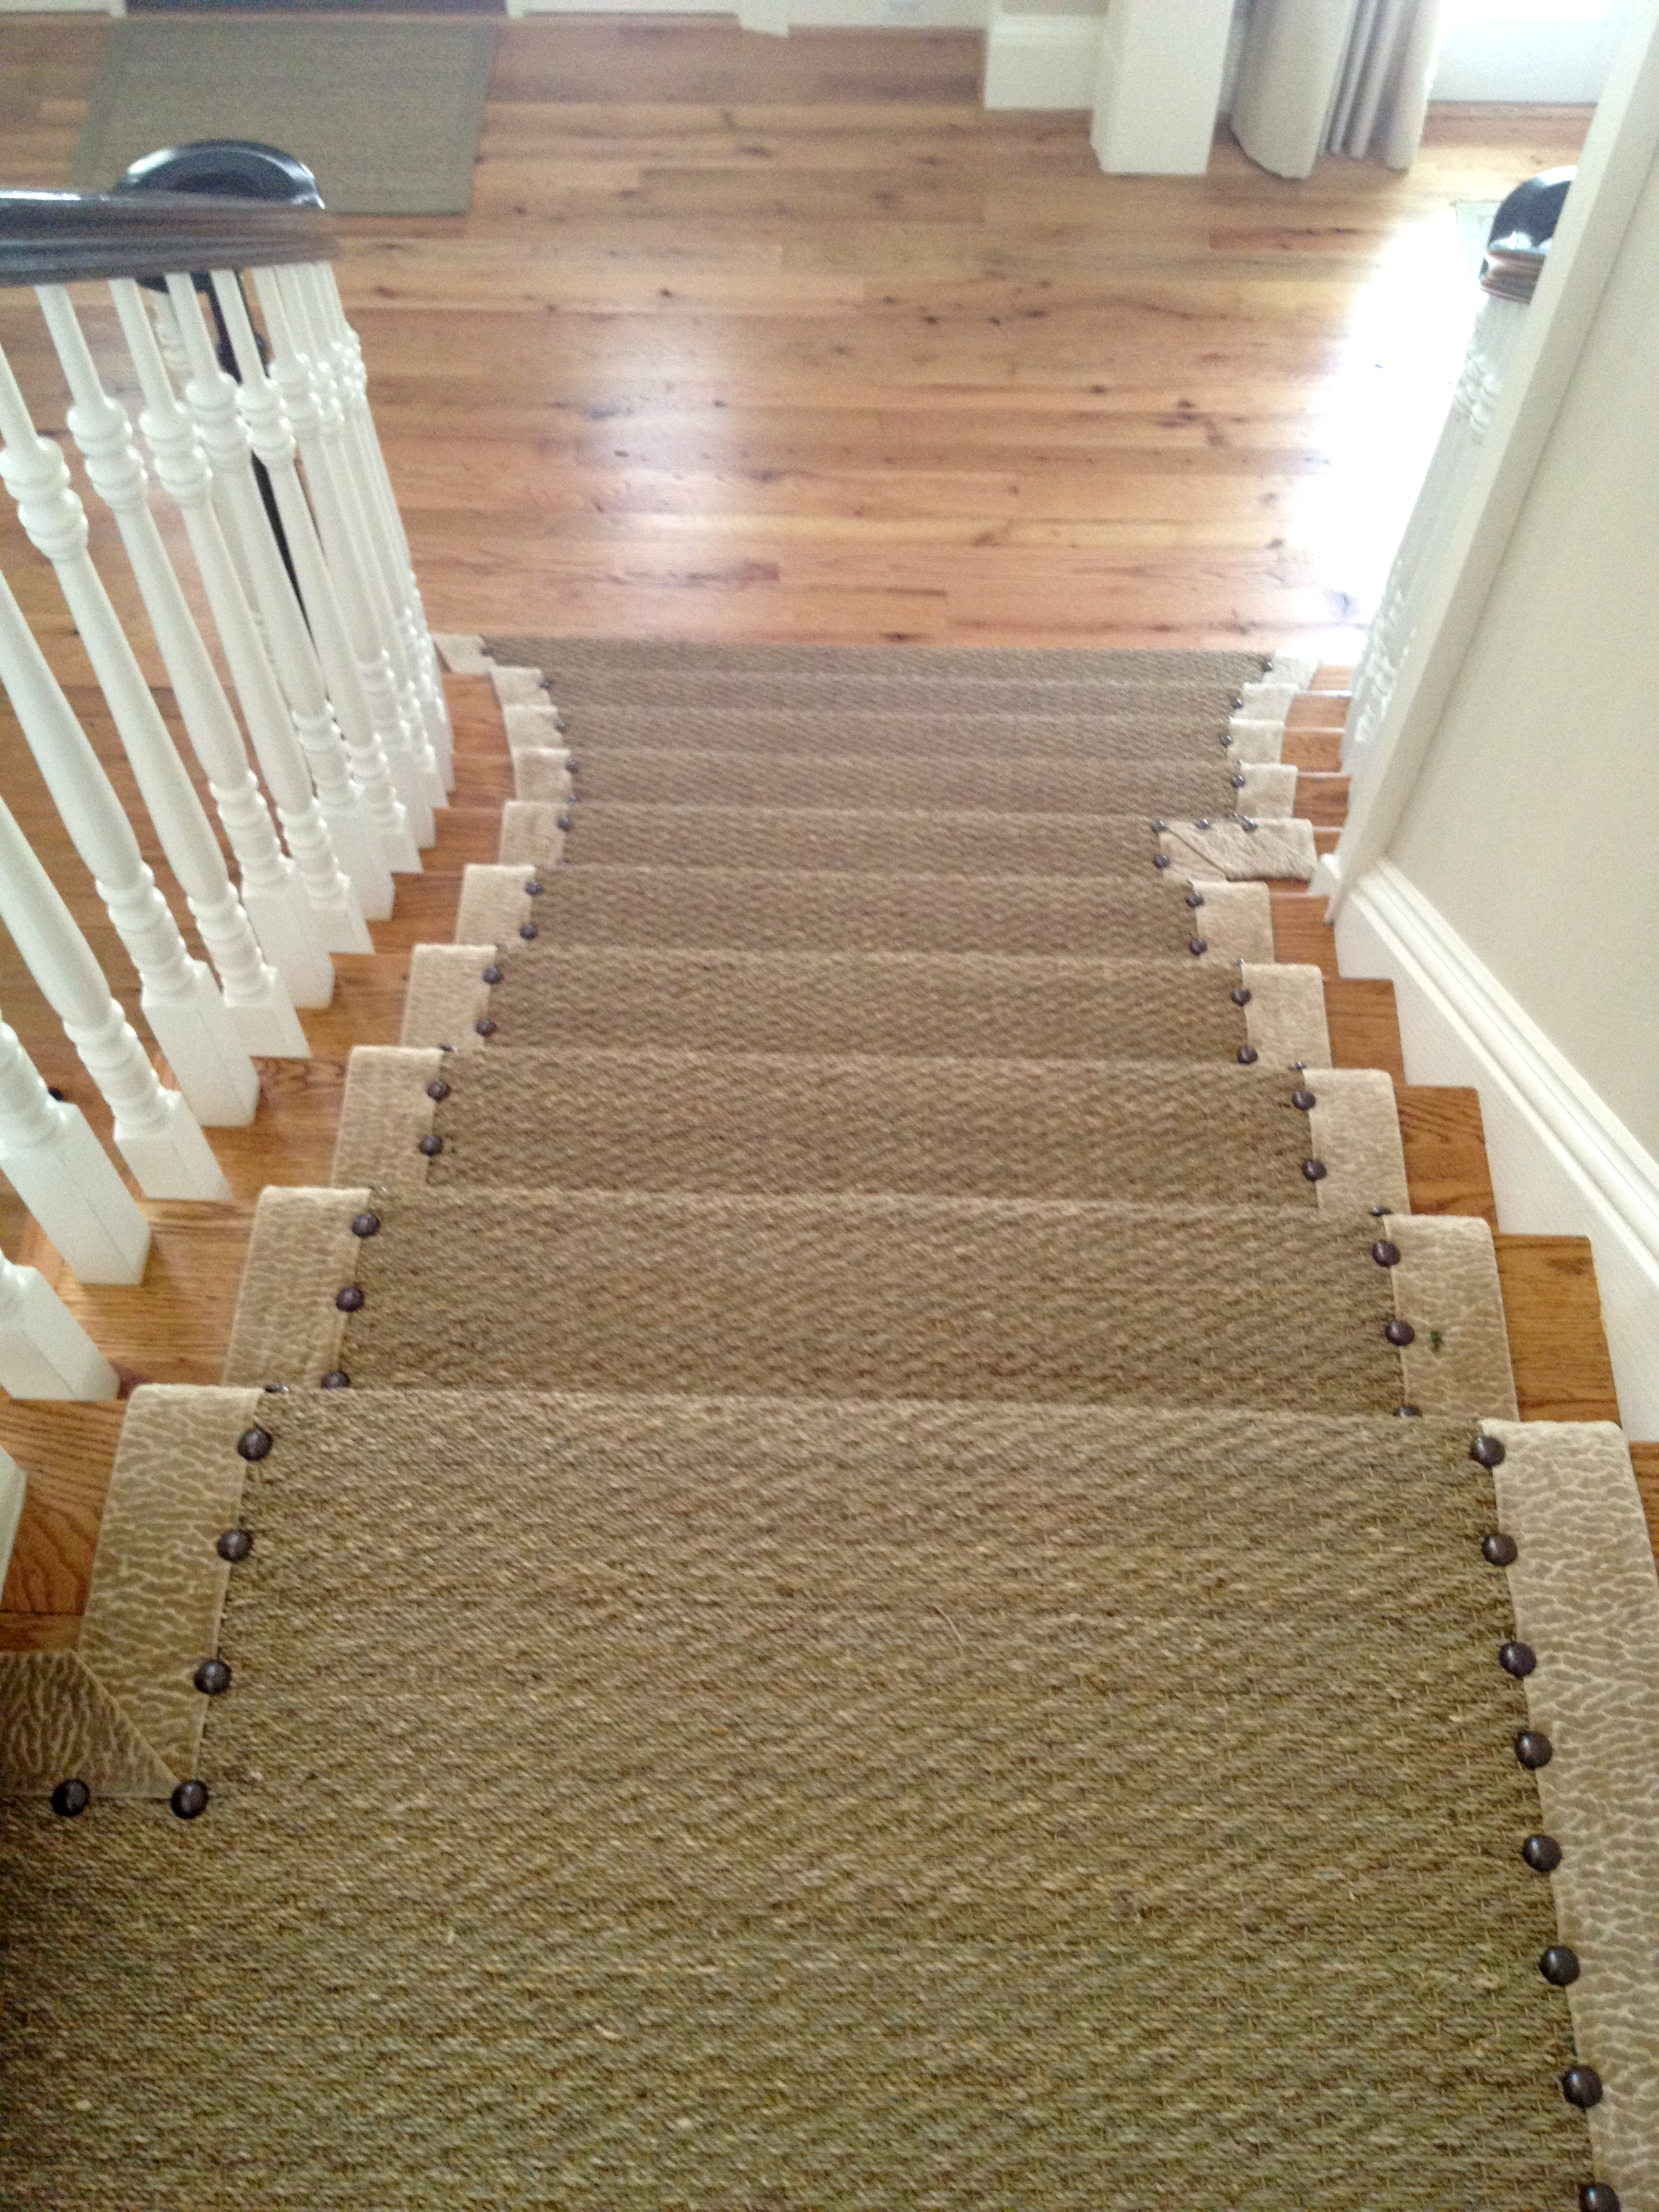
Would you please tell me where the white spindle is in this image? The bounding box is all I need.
[110,279,373,958]
[0,1016,150,1284]
[0,1256,118,1400]
[208,271,419,882]
[160,275,439,871]
[274,263,446,811]
[0,787,229,1202]
[148,279,392,923]
[32,288,321,1044]
[253,264,445,825]
[293,259,455,791]
[0,552,256,1130]
[44,283,331,1010]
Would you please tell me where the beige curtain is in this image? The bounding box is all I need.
[1231,0,1446,181]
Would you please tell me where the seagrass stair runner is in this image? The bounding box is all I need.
[1,640,1654,2212]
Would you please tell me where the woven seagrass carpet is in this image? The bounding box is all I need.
[453,863,1273,961]
[225,1187,1516,1416]
[536,702,1245,763]
[402,944,1325,1063]
[333,1048,1406,1210]
[74,20,495,214]
[7,638,1654,2208]
[531,804,1315,882]
[485,637,1274,684]
[535,747,1289,821]
[0,1391,1588,2211]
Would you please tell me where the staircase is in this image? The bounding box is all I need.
[1,635,1655,2207]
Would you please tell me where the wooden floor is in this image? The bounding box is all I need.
[0,22,1639,1645]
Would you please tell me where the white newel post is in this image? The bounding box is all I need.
[0,788,229,1202]
[252,264,445,825]
[31,289,320,1046]
[146,279,389,926]
[294,259,455,791]
[0,1254,119,1401]
[207,272,419,882]
[0,556,256,1132]
[0,1017,150,1284]
[109,279,373,958]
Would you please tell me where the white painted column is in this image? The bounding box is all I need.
[0,1258,119,1401]
[0,1017,150,1284]
[253,265,444,827]
[0,789,229,1202]
[32,288,320,1046]
[295,260,455,791]
[0,562,256,1130]
[208,272,419,881]
[153,279,392,924]
[110,280,372,958]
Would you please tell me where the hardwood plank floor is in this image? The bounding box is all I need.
[0,25,1632,1639]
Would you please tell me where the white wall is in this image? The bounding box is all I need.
[1387,141,1659,1155]
[1329,1,1659,1431]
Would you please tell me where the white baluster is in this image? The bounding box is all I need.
[0,550,255,1130]
[163,276,440,867]
[33,287,321,1043]
[148,279,392,924]
[110,279,373,958]
[207,272,419,882]
[0,787,229,1202]
[252,264,444,825]
[0,1254,118,1400]
[0,1017,150,1284]
[274,263,447,813]
[293,259,454,791]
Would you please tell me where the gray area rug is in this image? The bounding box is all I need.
[74,19,495,216]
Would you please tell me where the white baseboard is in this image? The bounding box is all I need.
[0,0,121,12]
[983,12,1100,108]
[1336,859,1659,1435]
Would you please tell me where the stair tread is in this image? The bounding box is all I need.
[335,1043,1407,1213]
[457,860,1277,960]
[403,942,1331,1066]
[537,745,1295,821]
[229,1185,1515,1420]
[514,800,1317,882]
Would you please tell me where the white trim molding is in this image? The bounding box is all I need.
[1336,861,1659,1434]
[984,9,1102,109]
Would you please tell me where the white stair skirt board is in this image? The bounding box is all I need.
[1334,859,1659,1435]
